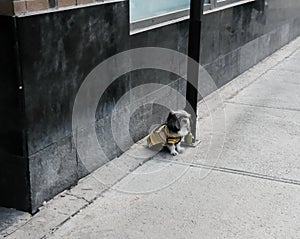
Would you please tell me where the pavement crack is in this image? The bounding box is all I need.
[65,192,92,204]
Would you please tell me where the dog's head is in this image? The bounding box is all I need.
[166,110,191,136]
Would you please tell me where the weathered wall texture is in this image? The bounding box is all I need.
[1,0,300,213]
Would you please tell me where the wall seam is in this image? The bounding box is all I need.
[12,16,32,213]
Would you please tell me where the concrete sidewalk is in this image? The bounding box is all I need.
[2,36,300,239]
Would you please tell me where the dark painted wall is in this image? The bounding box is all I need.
[199,0,300,90]
[1,0,300,213]
[0,16,30,211]
[17,2,130,212]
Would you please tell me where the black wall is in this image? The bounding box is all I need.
[18,2,130,212]
[0,16,30,211]
[1,0,300,213]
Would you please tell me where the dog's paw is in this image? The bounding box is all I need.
[176,146,184,153]
[171,150,178,156]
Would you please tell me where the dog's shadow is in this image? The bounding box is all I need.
[146,144,180,160]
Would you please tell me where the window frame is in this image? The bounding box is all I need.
[130,0,256,35]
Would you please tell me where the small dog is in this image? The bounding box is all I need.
[147,110,191,156]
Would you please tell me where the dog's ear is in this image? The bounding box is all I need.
[167,112,180,132]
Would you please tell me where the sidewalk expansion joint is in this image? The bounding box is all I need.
[225,101,300,113]
[269,68,300,74]
[160,159,300,187]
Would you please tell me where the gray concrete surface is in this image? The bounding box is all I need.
[49,164,300,239]
[2,37,300,239]
[185,44,300,182]
[0,208,31,237]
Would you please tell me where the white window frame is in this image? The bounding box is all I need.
[130,0,256,35]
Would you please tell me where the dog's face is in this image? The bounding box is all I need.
[166,110,191,136]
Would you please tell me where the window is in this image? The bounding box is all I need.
[214,0,254,8]
[130,0,190,22]
[130,0,255,34]
[200,0,256,12]
[130,0,191,34]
